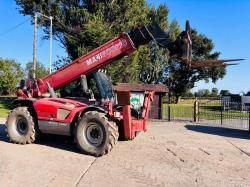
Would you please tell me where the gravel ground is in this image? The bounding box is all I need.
[0,118,250,187]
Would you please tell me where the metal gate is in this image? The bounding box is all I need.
[198,98,250,130]
[149,97,250,131]
[149,104,194,122]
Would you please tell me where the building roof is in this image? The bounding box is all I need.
[113,83,168,93]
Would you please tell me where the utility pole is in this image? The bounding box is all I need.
[33,14,37,79]
[49,16,53,74]
[36,12,53,74]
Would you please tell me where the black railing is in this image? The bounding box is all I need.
[149,98,250,131]
[149,104,193,122]
[198,99,250,130]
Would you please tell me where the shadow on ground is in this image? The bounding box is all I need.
[36,134,80,153]
[185,124,250,140]
[0,124,8,142]
[0,124,80,154]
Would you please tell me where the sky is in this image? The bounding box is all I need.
[0,0,250,94]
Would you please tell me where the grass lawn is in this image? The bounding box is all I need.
[162,104,194,119]
[0,101,12,118]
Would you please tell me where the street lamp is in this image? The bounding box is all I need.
[36,12,53,74]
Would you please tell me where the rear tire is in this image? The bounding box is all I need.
[76,111,118,156]
[6,107,36,144]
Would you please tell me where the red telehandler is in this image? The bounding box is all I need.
[5,22,192,156]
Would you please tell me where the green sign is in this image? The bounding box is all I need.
[130,93,144,110]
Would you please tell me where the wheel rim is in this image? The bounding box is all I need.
[85,122,104,146]
[16,116,28,135]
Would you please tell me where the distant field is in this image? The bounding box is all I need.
[0,101,12,118]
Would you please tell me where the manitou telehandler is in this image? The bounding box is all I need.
[5,21,208,156]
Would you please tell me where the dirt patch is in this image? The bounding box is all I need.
[0,120,250,187]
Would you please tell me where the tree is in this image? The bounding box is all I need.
[138,5,170,84]
[16,0,152,84]
[166,28,225,102]
[195,89,211,97]
[220,90,231,96]
[25,62,49,79]
[16,1,225,100]
[211,87,219,96]
[245,91,250,96]
[182,90,194,97]
[0,58,24,95]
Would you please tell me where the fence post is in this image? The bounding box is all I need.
[220,98,223,125]
[194,97,198,122]
[158,94,162,120]
[249,106,250,132]
[168,105,171,122]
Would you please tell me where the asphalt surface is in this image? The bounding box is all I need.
[0,118,250,187]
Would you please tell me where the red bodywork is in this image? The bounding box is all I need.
[33,98,86,123]
[29,33,135,96]
[16,32,154,140]
[122,91,154,139]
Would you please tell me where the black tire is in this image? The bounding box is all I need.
[76,111,118,156]
[6,107,36,144]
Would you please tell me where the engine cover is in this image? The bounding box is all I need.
[33,98,87,135]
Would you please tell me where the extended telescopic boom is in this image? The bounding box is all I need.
[18,23,173,98]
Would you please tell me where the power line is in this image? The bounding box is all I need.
[0,18,30,38]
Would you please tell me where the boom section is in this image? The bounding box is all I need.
[38,33,135,93]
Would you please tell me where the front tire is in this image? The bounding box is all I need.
[6,107,36,144]
[76,111,118,156]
